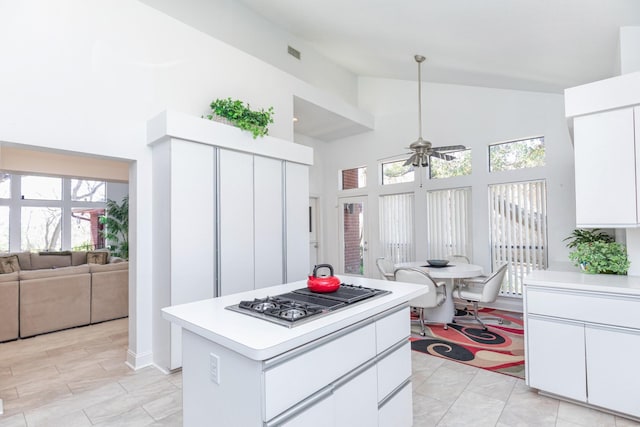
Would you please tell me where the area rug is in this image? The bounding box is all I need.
[410,308,525,379]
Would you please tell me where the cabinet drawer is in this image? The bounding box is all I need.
[376,306,409,353]
[263,322,376,420]
[526,287,640,329]
[378,380,412,427]
[377,341,411,401]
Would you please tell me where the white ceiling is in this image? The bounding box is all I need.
[237,0,640,93]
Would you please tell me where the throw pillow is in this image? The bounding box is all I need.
[0,255,21,273]
[87,251,109,265]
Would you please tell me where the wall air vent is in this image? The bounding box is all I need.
[287,45,301,60]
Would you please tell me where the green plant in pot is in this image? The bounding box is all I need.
[99,195,128,259]
[205,98,274,139]
[565,229,629,275]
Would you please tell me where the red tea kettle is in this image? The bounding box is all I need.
[307,264,341,293]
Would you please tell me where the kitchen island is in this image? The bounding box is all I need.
[162,276,427,427]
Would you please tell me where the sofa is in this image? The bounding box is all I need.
[0,251,128,341]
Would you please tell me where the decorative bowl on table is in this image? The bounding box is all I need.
[426,259,450,267]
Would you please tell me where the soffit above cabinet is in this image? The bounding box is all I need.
[293,96,374,142]
[565,71,640,118]
[147,110,313,165]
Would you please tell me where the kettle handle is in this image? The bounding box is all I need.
[312,264,334,278]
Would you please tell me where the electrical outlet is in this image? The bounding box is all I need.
[209,353,220,384]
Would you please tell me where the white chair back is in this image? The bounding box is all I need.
[479,263,508,303]
[394,267,440,308]
[448,254,470,264]
[376,257,396,281]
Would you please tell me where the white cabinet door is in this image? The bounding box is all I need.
[574,107,637,226]
[254,156,283,289]
[285,162,310,282]
[219,149,255,296]
[333,364,378,427]
[280,392,334,427]
[585,325,640,418]
[526,316,587,402]
[378,381,412,427]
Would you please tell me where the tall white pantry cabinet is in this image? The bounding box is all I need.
[148,111,313,371]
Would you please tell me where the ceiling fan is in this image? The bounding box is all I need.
[403,55,465,168]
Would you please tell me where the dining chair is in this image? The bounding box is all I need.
[375,257,396,281]
[448,254,470,264]
[451,263,508,330]
[394,267,448,335]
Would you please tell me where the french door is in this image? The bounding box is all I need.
[338,196,369,276]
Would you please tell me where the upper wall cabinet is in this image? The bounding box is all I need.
[573,107,639,227]
[565,72,640,227]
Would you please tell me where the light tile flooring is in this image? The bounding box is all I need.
[0,319,637,427]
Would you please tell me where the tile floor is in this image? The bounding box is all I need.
[0,319,638,426]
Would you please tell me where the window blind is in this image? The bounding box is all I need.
[426,187,472,260]
[489,180,548,296]
[378,193,414,263]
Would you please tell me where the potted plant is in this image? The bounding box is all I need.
[205,98,274,139]
[564,229,629,274]
[100,195,129,259]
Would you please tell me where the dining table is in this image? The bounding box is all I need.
[394,261,484,323]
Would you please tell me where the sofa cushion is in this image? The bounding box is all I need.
[87,251,109,265]
[0,280,19,341]
[71,251,88,266]
[89,261,128,273]
[20,272,91,338]
[30,253,72,270]
[0,252,32,270]
[0,255,21,273]
[19,265,90,281]
[39,251,72,256]
[0,271,19,282]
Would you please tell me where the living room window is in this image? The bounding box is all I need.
[21,207,62,251]
[381,160,414,185]
[21,176,62,200]
[341,166,367,190]
[489,136,545,172]
[0,172,125,252]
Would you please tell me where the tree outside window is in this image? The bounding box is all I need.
[489,137,545,172]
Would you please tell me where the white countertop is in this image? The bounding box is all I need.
[524,270,640,296]
[162,276,426,361]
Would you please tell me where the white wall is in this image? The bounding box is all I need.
[318,77,576,279]
[139,0,359,105]
[0,0,353,369]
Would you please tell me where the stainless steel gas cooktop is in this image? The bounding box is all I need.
[225,284,390,327]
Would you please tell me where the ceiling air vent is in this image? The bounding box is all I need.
[287,45,301,60]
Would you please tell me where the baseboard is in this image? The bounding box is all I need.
[126,349,153,370]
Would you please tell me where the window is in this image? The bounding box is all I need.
[379,193,414,263]
[430,149,472,179]
[426,188,472,259]
[341,167,367,190]
[0,207,8,251]
[21,207,62,251]
[381,160,414,185]
[21,176,62,200]
[489,137,545,172]
[71,207,105,250]
[71,179,106,202]
[0,174,10,199]
[489,180,547,296]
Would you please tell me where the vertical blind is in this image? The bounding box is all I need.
[378,193,414,263]
[489,180,548,296]
[426,188,472,260]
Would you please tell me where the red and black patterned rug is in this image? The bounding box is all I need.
[410,308,525,379]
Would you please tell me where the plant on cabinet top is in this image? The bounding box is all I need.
[205,98,274,139]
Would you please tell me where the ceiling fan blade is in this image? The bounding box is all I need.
[403,154,417,166]
[430,151,455,161]
[432,145,466,152]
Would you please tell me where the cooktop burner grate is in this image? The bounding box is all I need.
[226,284,390,327]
